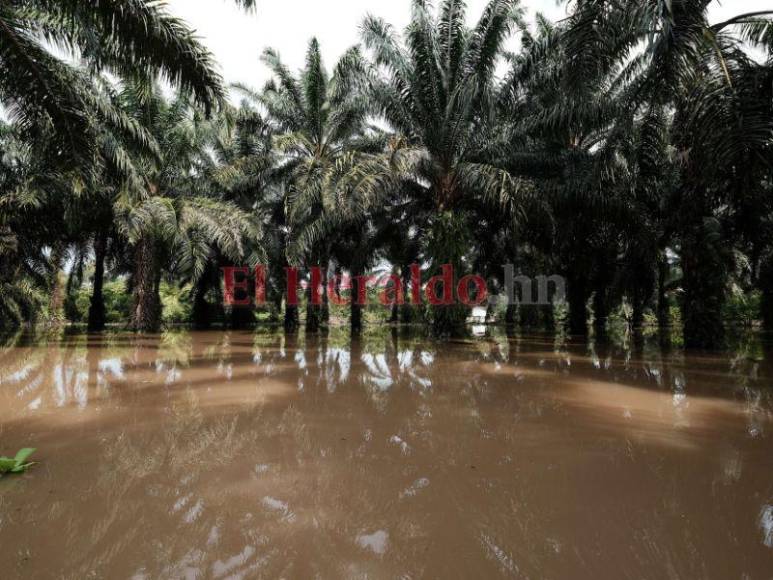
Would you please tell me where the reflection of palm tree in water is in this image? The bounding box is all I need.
[3,330,773,576]
[37,387,265,578]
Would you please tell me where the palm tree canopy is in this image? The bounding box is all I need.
[361,0,530,213]
[108,83,263,282]
[231,38,380,264]
[0,0,252,169]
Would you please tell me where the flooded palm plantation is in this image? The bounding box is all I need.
[1,330,772,578]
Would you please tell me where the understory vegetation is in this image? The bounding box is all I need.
[1,0,773,348]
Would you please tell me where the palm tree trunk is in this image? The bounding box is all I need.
[322,261,330,324]
[284,303,299,331]
[519,277,540,329]
[631,296,645,330]
[283,258,299,332]
[657,256,670,328]
[270,290,283,323]
[220,260,255,329]
[389,267,400,323]
[351,263,364,335]
[760,254,773,333]
[505,303,517,326]
[131,236,162,332]
[306,284,321,333]
[88,231,108,331]
[541,282,556,332]
[681,222,727,349]
[400,266,414,324]
[593,289,609,339]
[351,299,363,335]
[427,213,469,336]
[284,271,300,330]
[49,243,66,323]
[567,277,589,336]
[305,261,326,333]
[192,272,211,330]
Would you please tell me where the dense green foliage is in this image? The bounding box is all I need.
[1,0,772,348]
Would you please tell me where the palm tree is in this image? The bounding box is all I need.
[232,38,379,333]
[564,0,773,347]
[0,125,45,327]
[359,0,530,334]
[110,83,262,332]
[619,108,680,332]
[0,0,252,169]
[214,98,300,330]
[494,12,631,337]
[0,119,80,327]
[1,0,258,330]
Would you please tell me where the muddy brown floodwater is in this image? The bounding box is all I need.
[0,330,772,579]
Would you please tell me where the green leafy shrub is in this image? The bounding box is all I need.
[161,282,193,324]
[71,279,132,324]
[724,290,761,327]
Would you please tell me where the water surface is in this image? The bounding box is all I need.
[1,330,772,578]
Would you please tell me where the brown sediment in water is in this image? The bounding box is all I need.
[0,331,772,579]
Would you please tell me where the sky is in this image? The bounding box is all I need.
[162,0,571,90]
[165,0,771,91]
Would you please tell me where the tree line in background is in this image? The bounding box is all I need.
[1,0,772,348]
